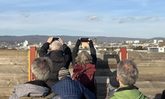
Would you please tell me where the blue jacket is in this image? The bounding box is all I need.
[51,77,96,99]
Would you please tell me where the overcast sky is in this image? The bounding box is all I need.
[0,0,165,38]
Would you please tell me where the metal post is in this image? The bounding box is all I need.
[120,47,128,61]
[28,46,37,81]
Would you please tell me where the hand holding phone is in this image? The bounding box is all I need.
[47,37,54,43]
[58,37,64,44]
[52,37,59,42]
[80,38,89,42]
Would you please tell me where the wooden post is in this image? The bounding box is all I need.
[120,47,128,61]
[28,46,37,81]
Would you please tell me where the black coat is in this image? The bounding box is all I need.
[39,42,72,69]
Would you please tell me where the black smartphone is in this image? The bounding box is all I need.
[52,37,59,41]
[81,38,89,42]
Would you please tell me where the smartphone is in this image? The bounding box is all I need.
[80,38,89,42]
[52,37,59,42]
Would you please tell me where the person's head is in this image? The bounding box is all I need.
[31,57,52,81]
[75,51,92,65]
[58,67,70,80]
[117,60,138,86]
[49,40,63,51]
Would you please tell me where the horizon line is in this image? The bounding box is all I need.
[0,34,164,39]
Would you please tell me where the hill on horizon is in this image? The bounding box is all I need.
[0,35,164,43]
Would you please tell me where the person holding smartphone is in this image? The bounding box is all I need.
[72,38,97,96]
[39,37,72,83]
[72,38,97,65]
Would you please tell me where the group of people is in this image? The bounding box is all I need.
[10,37,97,99]
[9,37,150,99]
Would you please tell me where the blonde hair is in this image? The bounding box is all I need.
[49,40,63,50]
[31,57,52,81]
[75,51,92,65]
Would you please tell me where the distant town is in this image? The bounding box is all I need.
[0,35,165,53]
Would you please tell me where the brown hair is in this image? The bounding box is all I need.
[75,51,92,65]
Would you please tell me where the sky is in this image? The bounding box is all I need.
[0,0,165,38]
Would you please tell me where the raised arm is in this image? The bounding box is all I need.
[89,40,97,64]
[72,39,81,65]
[63,44,72,69]
[39,37,53,57]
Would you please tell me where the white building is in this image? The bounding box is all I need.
[153,39,164,44]
[67,41,72,46]
[125,40,133,44]
[134,40,140,44]
[23,40,28,47]
[158,40,164,43]
[153,40,157,44]
[148,47,165,53]
[158,47,165,53]
[125,40,140,44]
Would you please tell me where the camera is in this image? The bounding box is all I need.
[80,38,89,42]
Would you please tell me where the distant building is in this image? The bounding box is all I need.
[134,40,140,44]
[148,47,165,53]
[125,40,140,44]
[125,40,134,44]
[153,39,164,44]
[158,40,164,43]
[153,40,157,44]
[23,40,28,47]
[158,47,165,52]
[67,41,72,46]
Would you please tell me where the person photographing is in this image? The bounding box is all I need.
[72,38,97,96]
[39,37,72,83]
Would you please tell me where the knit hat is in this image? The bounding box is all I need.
[58,67,70,80]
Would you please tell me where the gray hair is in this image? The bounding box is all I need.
[117,60,138,85]
[75,51,92,65]
[58,67,70,80]
[31,57,52,81]
[49,40,63,50]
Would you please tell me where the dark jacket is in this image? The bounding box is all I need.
[51,77,96,99]
[39,42,72,69]
[39,42,72,81]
